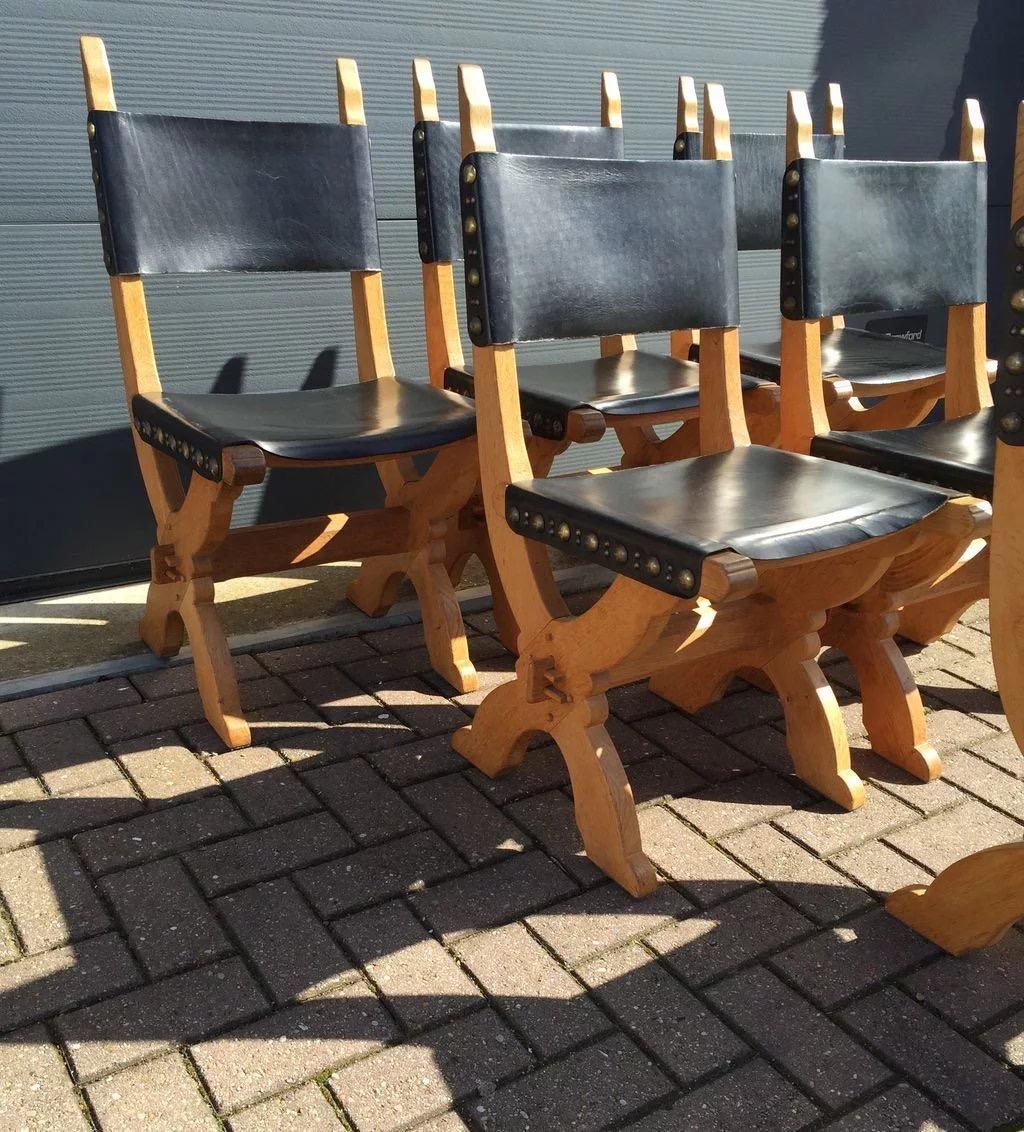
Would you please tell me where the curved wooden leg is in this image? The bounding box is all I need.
[179,577,250,749]
[886,843,1024,955]
[649,657,736,713]
[553,696,657,898]
[139,569,185,658]
[452,679,561,776]
[763,634,865,810]
[407,524,477,694]
[470,527,521,654]
[346,553,411,618]
[992,444,1024,748]
[825,608,940,781]
[899,588,983,646]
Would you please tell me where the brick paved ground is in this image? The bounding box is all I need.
[0,594,1022,1131]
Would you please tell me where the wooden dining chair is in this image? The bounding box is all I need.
[677,77,988,432]
[80,37,482,748]
[450,66,986,897]
[885,111,1024,953]
[772,90,992,782]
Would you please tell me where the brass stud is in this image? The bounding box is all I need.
[782,296,797,313]
[467,268,480,286]
[463,216,478,235]
[1015,227,1024,248]
[415,167,426,181]
[468,317,483,336]
[584,532,599,552]
[673,138,686,155]
[783,255,798,271]
[557,522,571,541]
[645,556,661,577]
[208,459,220,479]
[463,164,477,184]
[530,512,545,531]
[417,204,427,219]
[785,168,800,187]
[414,127,425,143]
[87,121,96,138]
[1011,290,1024,312]
[613,544,628,563]
[507,506,520,524]
[419,242,429,257]
[1006,353,1024,375]
[678,568,696,591]
[785,212,799,230]
[1002,412,1023,433]
[93,170,100,183]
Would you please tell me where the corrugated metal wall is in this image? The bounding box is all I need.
[1,0,1015,597]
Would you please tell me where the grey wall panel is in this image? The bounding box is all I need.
[0,0,1005,595]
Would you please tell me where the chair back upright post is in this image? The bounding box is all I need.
[457,63,570,639]
[820,83,845,334]
[598,70,638,358]
[698,83,750,455]
[669,76,702,362]
[79,35,187,524]
[945,98,991,420]
[779,90,829,454]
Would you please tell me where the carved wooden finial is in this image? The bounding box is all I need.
[826,82,844,137]
[703,82,731,161]
[960,98,985,162]
[601,71,622,129]
[786,89,816,163]
[677,75,699,137]
[458,63,496,157]
[413,57,439,122]
[80,35,116,111]
[336,58,366,126]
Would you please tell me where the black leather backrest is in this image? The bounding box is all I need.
[88,110,382,275]
[674,130,844,250]
[461,152,740,345]
[782,158,987,319]
[994,215,1024,446]
[415,119,624,263]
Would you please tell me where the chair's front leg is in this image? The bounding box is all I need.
[346,552,411,618]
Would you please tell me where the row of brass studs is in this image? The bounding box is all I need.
[133,416,221,480]
[1000,225,1024,436]
[460,160,487,341]
[780,164,803,317]
[87,115,117,275]
[506,503,697,593]
[413,125,433,262]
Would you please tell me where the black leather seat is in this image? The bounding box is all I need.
[811,408,995,498]
[505,446,956,596]
[735,326,947,393]
[132,378,477,472]
[445,351,773,440]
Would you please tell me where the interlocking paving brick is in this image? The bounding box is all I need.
[15,718,120,795]
[825,1083,969,1131]
[942,749,1024,821]
[363,623,440,654]
[99,856,230,979]
[769,905,938,1010]
[456,922,609,1057]
[473,1031,673,1132]
[303,758,422,845]
[465,743,570,803]
[344,648,441,689]
[919,706,1000,757]
[0,765,45,806]
[209,746,319,826]
[901,928,1024,1030]
[719,823,873,923]
[187,810,352,897]
[627,754,706,804]
[0,678,139,733]
[182,701,326,755]
[228,1082,343,1132]
[113,731,218,803]
[411,850,576,942]
[884,799,1023,874]
[276,720,414,766]
[87,1051,220,1132]
[920,667,1007,730]
[841,985,1024,1129]
[728,722,795,776]
[0,912,18,962]
[0,777,142,852]
[374,677,469,736]
[0,1025,90,1131]
[832,837,933,897]
[637,806,755,906]
[606,717,671,765]
[774,785,919,858]
[692,686,786,735]
[706,965,890,1110]
[217,877,354,1003]
[578,942,747,1084]
[0,840,109,953]
[56,956,269,1080]
[966,729,1024,778]
[670,769,808,839]
[90,690,206,744]
[257,636,374,674]
[416,1112,471,1132]
[505,790,603,885]
[628,1057,820,1131]
[337,898,481,1030]
[75,794,248,875]
[130,654,265,700]
[404,773,527,865]
[647,886,812,987]
[298,829,462,918]
[194,981,398,1114]
[849,746,964,815]
[981,1005,1024,1066]
[0,734,24,771]
[366,733,465,786]
[284,665,379,722]
[526,881,691,968]
[327,1008,532,1132]
[607,682,673,722]
[636,714,758,781]
[0,932,141,1033]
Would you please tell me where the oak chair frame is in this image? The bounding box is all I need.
[774,90,991,783]
[450,67,977,896]
[80,37,481,749]
[884,103,1024,956]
